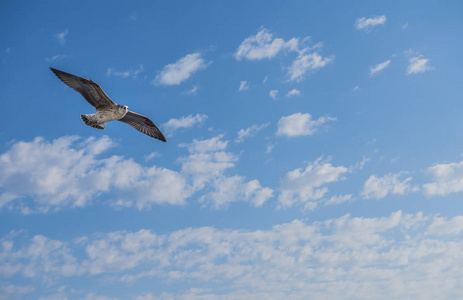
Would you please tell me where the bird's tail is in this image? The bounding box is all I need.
[81,114,106,130]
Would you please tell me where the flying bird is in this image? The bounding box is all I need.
[50,67,166,142]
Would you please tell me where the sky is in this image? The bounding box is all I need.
[1,0,463,299]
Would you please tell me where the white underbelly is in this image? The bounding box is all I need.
[95,110,127,123]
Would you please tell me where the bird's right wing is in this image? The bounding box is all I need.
[50,68,115,110]
[118,111,166,142]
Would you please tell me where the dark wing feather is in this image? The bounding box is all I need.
[118,111,166,142]
[50,68,115,110]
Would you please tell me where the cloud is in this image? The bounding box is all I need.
[45,55,67,62]
[153,53,209,85]
[276,112,336,137]
[0,134,273,212]
[182,85,199,96]
[235,123,270,143]
[0,136,193,212]
[370,60,391,75]
[362,172,418,200]
[162,114,208,136]
[355,15,387,31]
[238,81,249,92]
[235,28,333,82]
[107,65,144,79]
[269,89,278,100]
[286,89,301,97]
[54,29,68,44]
[278,157,349,208]
[422,160,463,197]
[406,55,433,75]
[234,28,298,61]
[8,210,463,299]
[287,52,333,82]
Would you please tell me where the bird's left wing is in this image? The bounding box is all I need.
[118,111,166,142]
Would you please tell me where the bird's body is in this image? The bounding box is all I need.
[50,68,166,142]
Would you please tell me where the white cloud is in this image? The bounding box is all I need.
[402,22,409,29]
[406,55,433,75]
[355,15,387,31]
[324,194,353,206]
[153,53,209,85]
[9,211,463,299]
[276,112,336,137]
[0,134,273,213]
[238,81,249,92]
[235,123,270,143]
[353,85,360,91]
[162,114,208,136]
[362,172,418,200]
[427,215,463,236]
[370,60,391,75]
[269,89,278,100]
[235,28,333,82]
[287,52,333,82]
[234,28,298,61]
[182,85,199,96]
[45,54,66,62]
[286,89,301,97]
[278,157,349,208]
[54,29,68,44]
[107,65,144,79]
[423,160,463,196]
[0,136,193,212]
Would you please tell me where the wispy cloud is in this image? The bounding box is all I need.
[269,89,279,100]
[182,85,199,96]
[286,89,301,97]
[423,160,463,197]
[235,28,333,82]
[355,15,387,31]
[370,60,391,75]
[54,29,68,45]
[162,113,208,136]
[276,112,336,137]
[406,55,433,75]
[238,81,249,92]
[45,54,66,62]
[287,52,333,82]
[278,157,348,209]
[235,123,270,143]
[153,53,209,85]
[107,64,144,79]
[362,172,418,199]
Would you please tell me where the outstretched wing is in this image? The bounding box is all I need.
[50,67,116,110]
[118,111,166,142]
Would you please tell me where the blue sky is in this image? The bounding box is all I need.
[1,0,463,299]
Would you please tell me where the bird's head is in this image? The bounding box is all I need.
[118,105,129,113]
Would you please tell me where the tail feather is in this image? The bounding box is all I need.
[81,114,106,130]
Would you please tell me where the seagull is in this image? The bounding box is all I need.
[50,67,166,142]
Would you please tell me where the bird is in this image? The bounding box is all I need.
[50,67,166,142]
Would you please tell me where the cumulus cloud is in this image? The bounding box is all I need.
[162,114,208,136]
[355,15,387,31]
[423,160,463,196]
[238,81,249,92]
[0,134,272,212]
[286,89,301,97]
[153,53,209,85]
[7,210,463,299]
[287,52,333,82]
[406,55,433,75]
[107,65,144,79]
[234,28,298,61]
[235,28,333,82]
[235,123,270,143]
[276,112,336,137]
[370,60,391,75]
[278,157,349,208]
[362,172,418,200]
